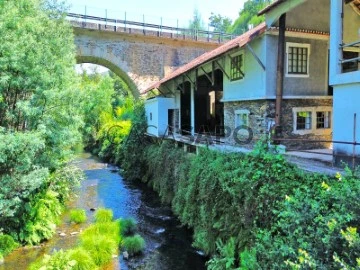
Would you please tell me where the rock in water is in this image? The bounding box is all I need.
[123,251,129,260]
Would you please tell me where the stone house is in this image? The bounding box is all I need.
[142,0,357,151]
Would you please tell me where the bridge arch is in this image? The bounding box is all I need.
[76,55,140,99]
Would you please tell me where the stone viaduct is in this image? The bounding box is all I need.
[71,18,223,97]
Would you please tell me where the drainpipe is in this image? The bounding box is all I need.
[190,83,195,136]
[275,13,286,128]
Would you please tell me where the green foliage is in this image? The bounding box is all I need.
[70,209,87,224]
[0,0,84,244]
[80,234,117,266]
[255,170,360,269]
[207,238,237,270]
[115,136,360,269]
[29,249,76,270]
[229,0,271,35]
[122,234,146,255]
[19,190,63,245]
[81,221,121,246]
[47,165,84,204]
[209,13,232,33]
[188,9,206,31]
[0,234,18,256]
[79,71,134,162]
[31,208,120,269]
[119,218,137,236]
[68,248,97,270]
[94,208,113,223]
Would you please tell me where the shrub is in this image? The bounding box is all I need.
[119,218,137,236]
[123,234,145,255]
[81,234,117,266]
[68,248,97,270]
[94,208,113,223]
[29,249,76,270]
[0,234,18,256]
[19,190,63,245]
[70,209,87,224]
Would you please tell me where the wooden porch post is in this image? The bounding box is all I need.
[275,13,286,127]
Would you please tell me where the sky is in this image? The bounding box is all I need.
[66,0,246,28]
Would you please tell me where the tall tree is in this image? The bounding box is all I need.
[188,8,206,31]
[209,13,233,33]
[0,0,83,230]
[229,0,271,35]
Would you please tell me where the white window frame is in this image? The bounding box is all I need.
[292,107,332,135]
[316,111,331,129]
[286,42,311,78]
[235,109,250,127]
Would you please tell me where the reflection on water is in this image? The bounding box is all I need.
[1,153,206,269]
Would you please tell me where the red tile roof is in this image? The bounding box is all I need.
[258,0,287,16]
[143,22,267,94]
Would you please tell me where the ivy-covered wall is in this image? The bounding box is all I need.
[118,137,360,269]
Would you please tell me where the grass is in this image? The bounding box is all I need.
[81,221,121,245]
[94,208,113,223]
[123,234,146,255]
[120,218,137,236]
[81,234,117,266]
[68,247,97,270]
[69,209,87,224]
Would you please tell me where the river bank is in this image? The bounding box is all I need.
[1,153,206,270]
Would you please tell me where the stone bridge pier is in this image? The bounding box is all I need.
[73,27,219,97]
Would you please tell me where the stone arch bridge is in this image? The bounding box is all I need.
[69,14,232,97]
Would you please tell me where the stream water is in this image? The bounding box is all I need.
[1,153,207,270]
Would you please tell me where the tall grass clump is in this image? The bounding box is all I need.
[82,220,121,245]
[69,209,87,224]
[68,248,96,270]
[123,234,146,255]
[81,233,117,266]
[120,218,137,236]
[94,208,113,223]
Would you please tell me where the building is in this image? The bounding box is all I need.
[143,0,359,157]
[329,0,360,166]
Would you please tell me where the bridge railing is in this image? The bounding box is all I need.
[67,13,236,43]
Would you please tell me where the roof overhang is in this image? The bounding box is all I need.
[142,23,267,96]
[258,0,306,26]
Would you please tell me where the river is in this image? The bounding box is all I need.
[0,153,206,270]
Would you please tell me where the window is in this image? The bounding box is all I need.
[150,113,152,121]
[342,51,359,73]
[316,111,331,129]
[230,54,244,81]
[235,109,249,127]
[286,43,310,77]
[293,107,332,135]
[296,111,312,130]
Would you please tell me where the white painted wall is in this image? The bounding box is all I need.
[145,97,176,137]
[333,84,360,156]
[330,0,360,161]
[222,37,266,102]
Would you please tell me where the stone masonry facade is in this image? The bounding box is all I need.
[73,28,219,95]
[223,98,333,150]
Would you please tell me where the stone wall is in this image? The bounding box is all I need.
[223,98,333,150]
[223,100,275,147]
[73,28,219,95]
[280,98,333,150]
